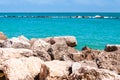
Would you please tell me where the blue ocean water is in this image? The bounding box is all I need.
[0,13,120,50]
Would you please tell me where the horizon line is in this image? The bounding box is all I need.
[0,12,120,13]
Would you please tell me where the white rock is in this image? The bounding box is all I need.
[3,37,30,49]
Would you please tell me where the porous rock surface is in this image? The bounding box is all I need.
[0,32,120,80]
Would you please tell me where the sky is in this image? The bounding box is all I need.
[0,0,120,12]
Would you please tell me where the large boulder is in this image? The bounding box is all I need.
[69,61,120,80]
[43,36,77,47]
[50,42,78,61]
[104,44,120,52]
[31,39,51,61]
[0,48,34,62]
[45,60,72,80]
[31,39,51,51]
[18,35,30,43]
[96,50,120,74]
[71,61,98,73]
[30,36,78,61]
[0,57,49,80]
[70,49,101,62]
[0,32,7,40]
[64,36,77,47]
[3,36,30,49]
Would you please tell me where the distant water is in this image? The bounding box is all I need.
[0,13,120,50]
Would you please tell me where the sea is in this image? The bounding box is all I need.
[0,12,120,50]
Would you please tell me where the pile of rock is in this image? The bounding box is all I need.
[0,32,120,80]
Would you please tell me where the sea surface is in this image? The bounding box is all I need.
[0,12,120,50]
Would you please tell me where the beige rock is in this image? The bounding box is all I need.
[72,61,98,73]
[43,36,77,47]
[3,37,30,49]
[51,42,68,60]
[70,52,83,62]
[64,36,77,47]
[31,36,78,61]
[18,35,29,43]
[43,37,56,45]
[0,57,49,80]
[31,39,51,51]
[96,50,120,74]
[70,49,101,62]
[0,35,120,80]
[51,42,78,61]
[0,32,7,40]
[31,39,51,61]
[45,60,72,80]
[0,48,34,62]
[81,49,101,61]
[69,62,120,80]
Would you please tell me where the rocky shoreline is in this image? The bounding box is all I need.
[0,32,120,80]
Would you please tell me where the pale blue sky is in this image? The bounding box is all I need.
[0,0,120,12]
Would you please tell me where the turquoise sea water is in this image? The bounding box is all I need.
[0,13,120,50]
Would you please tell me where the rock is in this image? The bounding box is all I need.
[69,62,120,80]
[48,43,67,60]
[51,42,78,61]
[1,35,120,80]
[31,39,51,61]
[31,36,78,61]
[72,61,98,73]
[51,42,68,60]
[64,36,77,47]
[0,32,7,40]
[96,50,120,74]
[42,38,56,45]
[82,46,91,51]
[0,57,49,80]
[18,35,29,43]
[43,36,66,45]
[3,37,30,49]
[45,60,72,80]
[70,50,101,62]
[0,48,34,62]
[104,44,120,52]
[31,39,51,51]
[43,36,77,47]
[81,49,101,61]
[70,52,83,62]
